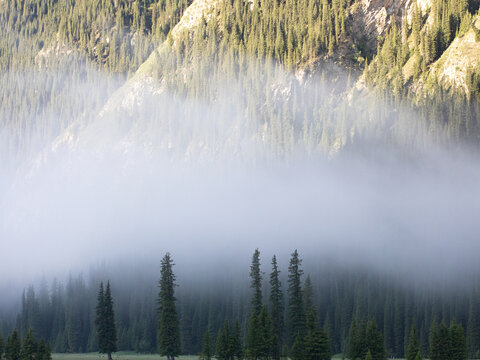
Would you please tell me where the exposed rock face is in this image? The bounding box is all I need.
[430,21,480,94]
[349,0,432,53]
[171,0,220,42]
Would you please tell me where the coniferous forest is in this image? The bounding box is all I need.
[1,250,479,360]
[1,0,480,359]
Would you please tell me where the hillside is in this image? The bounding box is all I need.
[1,0,480,169]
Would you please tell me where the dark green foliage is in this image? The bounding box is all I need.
[5,330,21,360]
[6,252,480,357]
[304,310,331,360]
[269,255,284,360]
[303,276,314,315]
[348,320,384,360]
[287,250,305,346]
[232,321,243,360]
[95,282,117,359]
[21,329,37,360]
[158,253,181,359]
[247,306,275,360]
[406,324,420,360]
[216,321,233,360]
[36,340,52,360]
[0,332,4,359]
[365,320,385,360]
[200,330,212,360]
[290,335,304,360]
[449,321,467,360]
[250,249,263,316]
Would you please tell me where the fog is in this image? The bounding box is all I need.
[1,55,480,310]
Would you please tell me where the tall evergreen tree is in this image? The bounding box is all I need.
[303,276,314,315]
[21,329,37,360]
[200,330,212,360]
[269,255,284,360]
[216,321,233,360]
[304,309,331,360]
[365,320,385,360]
[0,332,4,360]
[5,330,21,360]
[158,253,181,360]
[406,324,420,360]
[449,321,467,360]
[232,321,243,360]
[95,281,117,360]
[250,249,263,316]
[287,250,305,347]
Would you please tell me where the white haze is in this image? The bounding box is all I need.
[1,57,480,309]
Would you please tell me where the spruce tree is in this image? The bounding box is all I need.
[0,333,4,360]
[429,319,440,360]
[303,276,314,314]
[449,321,467,360]
[21,329,37,360]
[287,250,305,347]
[250,249,263,315]
[95,281,117,360]
[247,249,263,360]
[5,330,21,360]
[200,330,212,360]
[406,324,420,360]
[270,255,284,360]
[158,253,181,360]
[365,320,385,360]
[232,321,243,360]
[216,321,232,360]
[437,322,450,360]
[290,335,304,360]
[304,309,331,360]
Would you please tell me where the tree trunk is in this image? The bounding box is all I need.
[108,353,112,360]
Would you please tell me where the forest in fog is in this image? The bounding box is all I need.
[1,250,479,359]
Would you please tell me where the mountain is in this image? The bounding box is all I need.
[1,0,480,170]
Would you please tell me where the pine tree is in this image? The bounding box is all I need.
[304,309,331,360]
[365,319,385,360]
[270,255,284,360]
[429,319,440,360]
[406,324,420,360]
[303,276,314,315]
[158,253,181,360]
[232,321,243,360]
[288,250,305,347]
[21,329,37,360]
[437,322,450,360]
[258,306,274,359]
[449,321,467,360]
[290,335,304,360]
[36,340,49,360]
[216,321,232,360]
[95,281,117,360]
[200,330,212,360]
[0,333,4,360]
[5,330,21,360]
[365,350,372,360]
[247,249,264,360]
[250,249,263,316]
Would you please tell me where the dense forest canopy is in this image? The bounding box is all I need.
[2,253,480,358]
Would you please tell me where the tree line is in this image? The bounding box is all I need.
[5,250,479,359]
